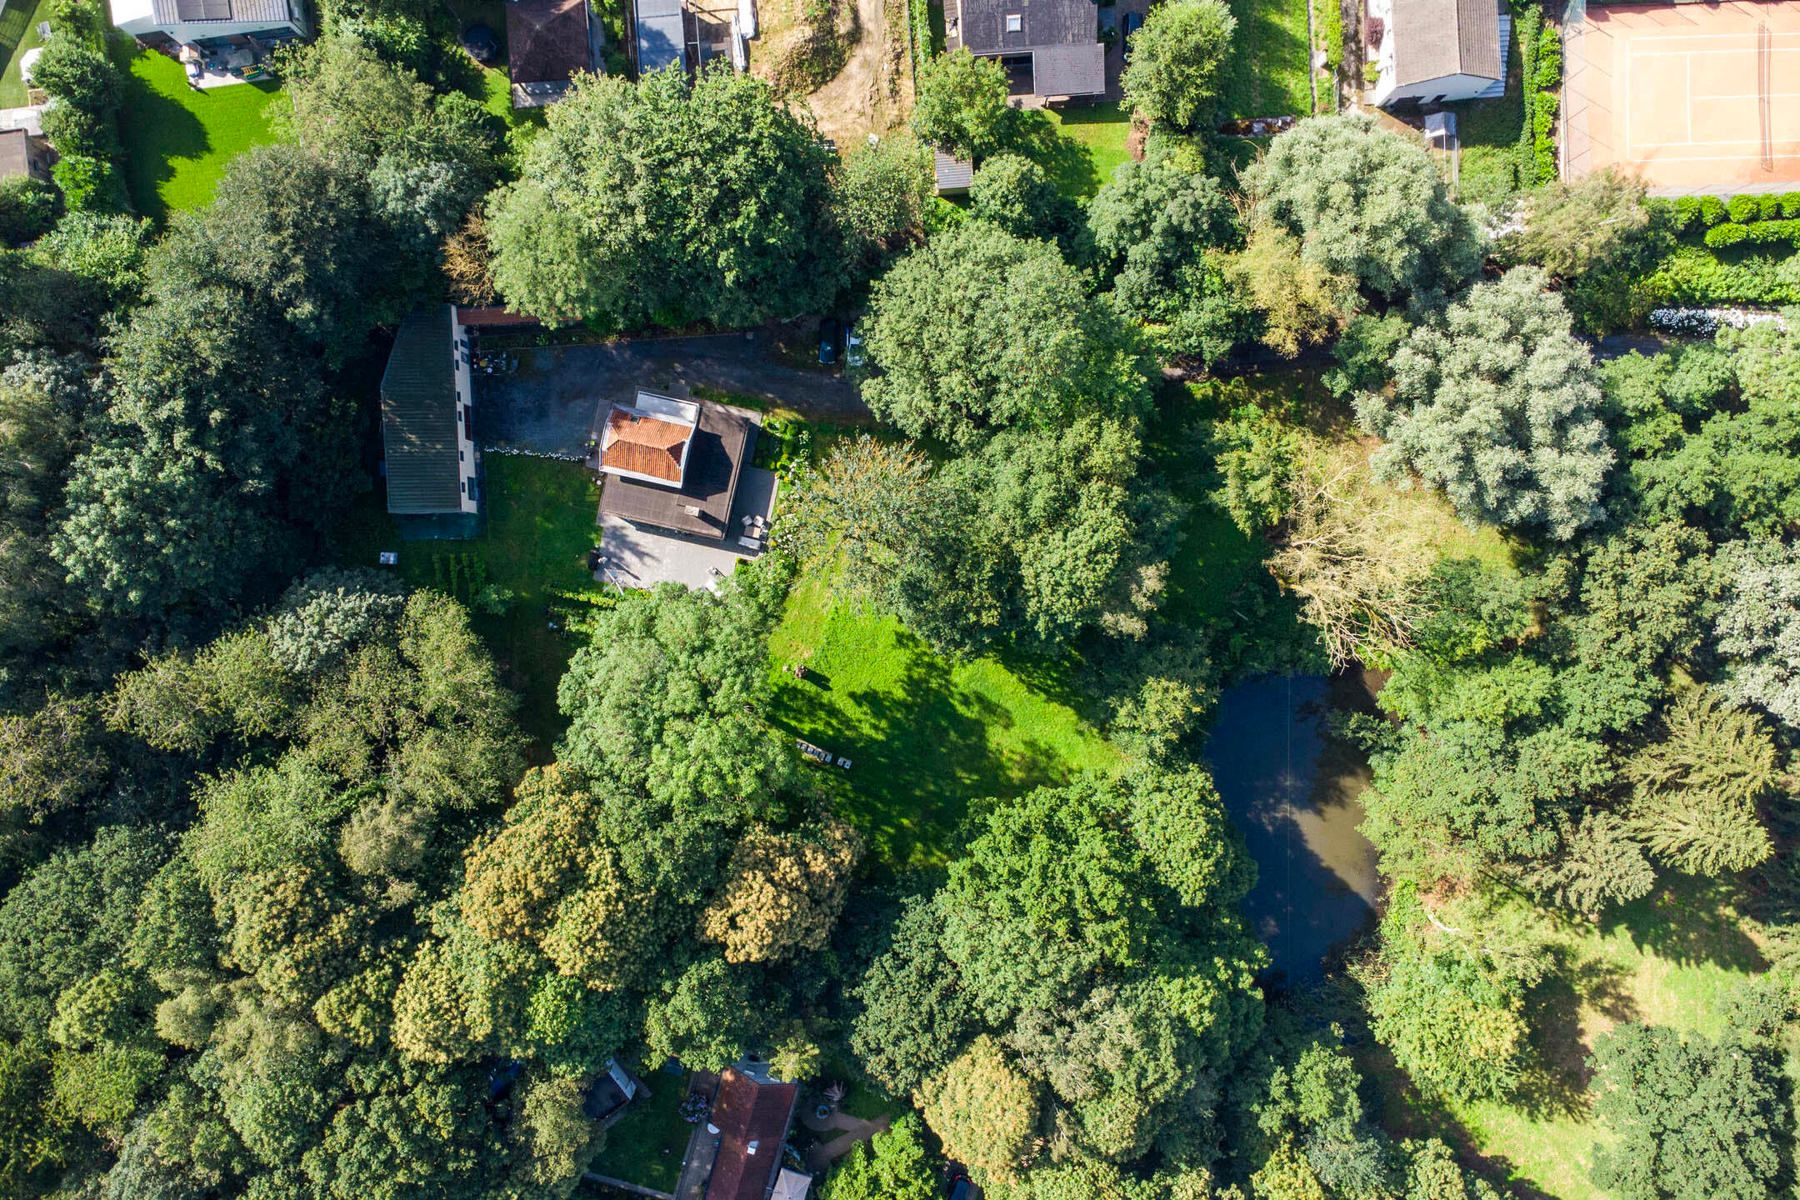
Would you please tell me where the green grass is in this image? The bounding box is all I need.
[1035,101,1134,199]
[1218,0,1313,118]
[0,0,53,108]
[1445,35,1527,205]
[330,454,609,752]
[587,1075,693,1192]
[767,573,1120,871]
[113,43,287,221]
[1373,879,1770,1200]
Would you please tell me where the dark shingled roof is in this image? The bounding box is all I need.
[1391,0,1501,85]
[507,0,593,85]
[153,0,295,21]
[1031,42,1104,97]
[934,149,974,193]
[381,309,464,515]
[599,402,753,540]
[959,0,1093,55]
[703,1071,799,1200]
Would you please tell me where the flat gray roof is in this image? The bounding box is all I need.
[1031,42,1104,97]
[636,0,687,74]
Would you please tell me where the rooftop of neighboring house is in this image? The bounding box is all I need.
[956,0,1104,96]
[600,392,700,486]
[1390,0,1501,84]
[380,307,465,515]
[702,1069,800,1200]
[507,0,594,92]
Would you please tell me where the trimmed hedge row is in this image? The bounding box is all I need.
[1513,5,1560,185]
[1703,219,1800,249]
[1638,244,1800,306]
[1667,192,1800,231]
[33,0,130,213]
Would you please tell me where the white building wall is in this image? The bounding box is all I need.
[450,307,479,514]
[1375,69,1496,106]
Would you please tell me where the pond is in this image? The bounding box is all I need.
[1204,673,1382,986]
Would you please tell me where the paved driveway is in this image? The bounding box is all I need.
[476,332,867,456]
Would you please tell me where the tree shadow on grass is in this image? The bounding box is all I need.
[767,624,1086,870]
[113,56,208,222]
[1599,878,1767,973]
[1002,107,1099,200]
[1511,950,1636,1121]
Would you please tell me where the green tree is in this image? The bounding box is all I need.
[641,956,761,1072]
[488,65,843,328]
[1624,687,1780,875]
[861,221,1148,448]
[1244,113,1482,299]
[968,153,1085,259]
[1119,0,1236,131]
[1225,223,1356,358]
[836,133,932,262]
[1715,539,1800,727]
[0,177,59,246]
[819,1112,940,1200]
[910,48,1012,160]
[1589,1022,1787,1200]
[1356,267,1612,539]
[851,896,978,1096]
[698,822,861,963]
[558,582,795,814]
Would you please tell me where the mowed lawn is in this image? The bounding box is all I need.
[768,573,1120,870]
[585,1072,692,1193]
[1218,0,1313,118]
[331,454,608,752]
[0,0,53,108]
[114,44,286,220]
[1039,101,1134,198]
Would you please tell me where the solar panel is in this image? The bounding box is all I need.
[175,0,234,22]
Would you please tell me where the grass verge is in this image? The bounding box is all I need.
[767,571,1120,871]
[113,44,286,221]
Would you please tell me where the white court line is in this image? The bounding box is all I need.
[1688,56,1694,141]
[1627,150,1800,162]
[1695,91,1800,100]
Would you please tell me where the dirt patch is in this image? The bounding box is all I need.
[750,0,912,143]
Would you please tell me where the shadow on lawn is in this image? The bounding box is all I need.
[1600,879,1767,973]
[770,627,1081,869]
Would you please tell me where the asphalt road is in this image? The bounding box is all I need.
[475,332,868,456]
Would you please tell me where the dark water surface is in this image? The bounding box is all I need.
[1204,673,1382,984]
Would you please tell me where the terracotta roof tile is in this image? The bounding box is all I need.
[705,1071,798,1200]
[603,408,691,483]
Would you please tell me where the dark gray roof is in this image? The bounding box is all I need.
[636,0,687,74]
[1031,42,1104,96]
[934,149,974,193]
[959,0,1094,55]
[507,0,593,86]
[152,0,294,22]
[599,402,752,539]
[381,308,464,515]
[1391,0,1501,85]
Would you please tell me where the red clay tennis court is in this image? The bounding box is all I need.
[1564,0,1800,192]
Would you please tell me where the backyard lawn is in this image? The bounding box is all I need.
[768,573,1120,871]
[1446,81,1526,205]
[114,44,287,220]
[1217,0,1313,118]
[586,1072,694,1193]
[0,0,52,108]
[330,453,609,752]
[1038,101,1134,198]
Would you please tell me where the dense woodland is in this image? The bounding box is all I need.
[3,0,1800,1198]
